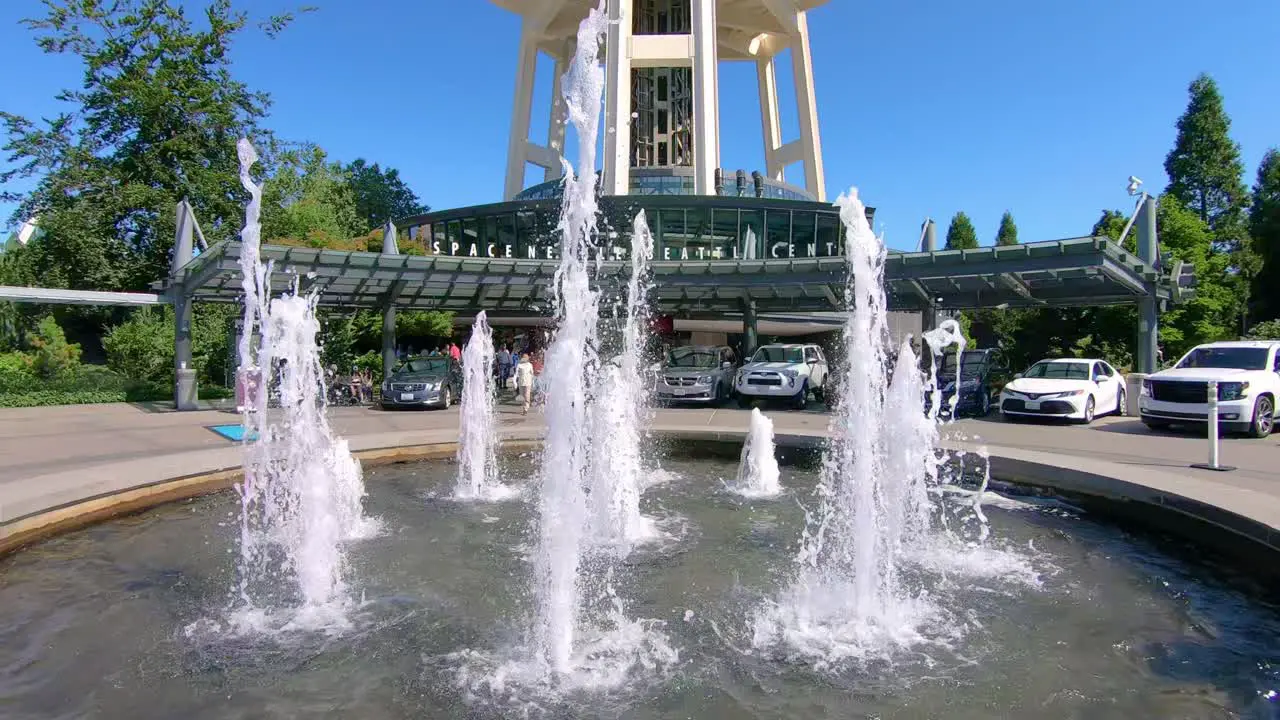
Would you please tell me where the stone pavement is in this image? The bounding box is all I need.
[0,399,1276,539]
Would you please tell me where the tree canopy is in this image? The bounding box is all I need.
[995,211,1018,246]
[944,212,979,250]
[346,159,429,232]
[1250,149,1280,322]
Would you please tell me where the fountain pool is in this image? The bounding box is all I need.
[2,453,1278,719]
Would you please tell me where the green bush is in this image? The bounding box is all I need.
[26,316,81,380]
[1245,319,1280,340]
[0,351,36,393]
[103,309,172,383]
[0,390,124,408]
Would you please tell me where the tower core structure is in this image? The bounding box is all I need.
[491,0,829,202]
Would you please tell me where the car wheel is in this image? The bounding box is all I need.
[441,386,453,409]
[980,391,991,416]
[1115,390,1127,417]
[1247,394,1275,439]
[792,382,809,411]
[813,384,825,404]
[1079,396,1096,424]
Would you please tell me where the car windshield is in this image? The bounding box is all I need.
[666,348,719,368]
[1023,361,1090,380]
[396,358,451,374]
[1176,346,1269,370]
[752,347,804,364]
[941,352,987,378]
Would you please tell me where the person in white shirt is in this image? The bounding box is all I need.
[514,353,535,415]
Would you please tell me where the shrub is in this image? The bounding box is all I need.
[26,316,81,380]
[1244,319,1280,341]
[0,351,36,393]
[103,309,172,383]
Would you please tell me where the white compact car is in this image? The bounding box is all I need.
[735,343,828,410]
[999,358,1126,424]
[1139,340,1279,438]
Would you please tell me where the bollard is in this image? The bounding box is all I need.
[1191,379,1236,472]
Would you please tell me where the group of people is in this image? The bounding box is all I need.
[495,343,543,415]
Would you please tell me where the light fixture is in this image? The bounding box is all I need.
[1127,175,1143,196]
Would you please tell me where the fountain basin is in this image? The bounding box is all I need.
[2,452,1279,719]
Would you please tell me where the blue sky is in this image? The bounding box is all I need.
[3,0,1279,250]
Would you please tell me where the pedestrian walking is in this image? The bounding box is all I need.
[497,344,513,392]
[515,352,535,415]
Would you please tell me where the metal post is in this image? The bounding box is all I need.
[921,219,938,333]
[171,200,198,410]
[1191,380,1235,472]
[742,298,759,357]
[381,221,402,381]
[1136,196,1159,374]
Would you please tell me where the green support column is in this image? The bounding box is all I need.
[381,221,402,380]
[921,219,938,333]
[171,200,198,410]
[742,298,759,357]
[1136,196,1159,374]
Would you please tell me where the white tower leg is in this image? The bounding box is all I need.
[545,47,570,182]
[690,0,720,195]
[790,12,825,201]
[756,55,783,182]
[504,25,539,201]
[602,0,633,196]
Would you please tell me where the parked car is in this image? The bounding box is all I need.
[928,348,1006,417]
[734,343,829,410]
[1139,340,1279,438]
[379,356,462,410]
[999,358,1126,424]
[654,345,738,405]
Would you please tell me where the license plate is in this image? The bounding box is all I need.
[1025,400,1040,410]
[674,387,692,396]
[400,393,414,401]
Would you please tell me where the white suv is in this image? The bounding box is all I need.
[1139,340,1279,438]
[735,343,828,410]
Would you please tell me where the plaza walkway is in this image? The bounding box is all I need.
[0,400,1276,549]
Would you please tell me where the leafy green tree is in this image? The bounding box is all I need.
[944,212,979,250]
[261,144,365,246]
[1155,195,1237,357]
[995,211,1019,246]
[345,159,429,231]
[1,0,300,291]
[1250,149,1280,321]
[103,305,235,386]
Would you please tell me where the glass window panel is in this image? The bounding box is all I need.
[516,210,537,258]
[737,209,763,260]
[791,211,817,258]
[497,213,516,258]
[446,220,462,255]
[432,221,446,254]
[657,76,668,101]
[461,217,480,256]
[711,208,742,260]
[765,210,792,259]
[816,213,840,257]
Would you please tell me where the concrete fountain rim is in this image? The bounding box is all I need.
[2,425,1278,565]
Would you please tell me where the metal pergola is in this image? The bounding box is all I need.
[161,234,1189,316]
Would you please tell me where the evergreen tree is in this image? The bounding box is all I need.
[1163,73,1254,332]
[345,159,429,232]
[1250,149,1280,321]
[1163,74,1251,237]
[944,212,979,250]
[995,211,1019,246]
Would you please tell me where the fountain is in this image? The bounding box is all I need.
[588,211,657,550]
[456,311,516,501]
[752,188,959,662]
[229,139,374,630]
[731,408,782,498]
